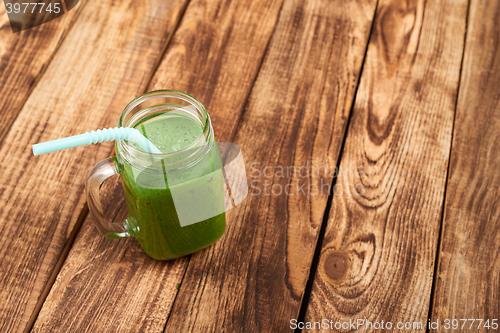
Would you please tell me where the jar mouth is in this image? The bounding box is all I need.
[117,90,213,172]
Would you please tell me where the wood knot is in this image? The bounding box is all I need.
[323,251,349,281]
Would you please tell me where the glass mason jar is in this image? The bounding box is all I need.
[86,90,226,260]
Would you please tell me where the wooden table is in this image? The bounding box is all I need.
[1,0,499,331]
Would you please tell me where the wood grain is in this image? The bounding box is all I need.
[0,3,82,144]
[164,0,377,331]
[32,0,286,331]
[148,0,286,141]
[303,0,468,330]
[0,0,188,331]
[430,0,500,328]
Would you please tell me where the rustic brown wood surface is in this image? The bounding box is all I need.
[0,5,82,144]
[32,0,286,331]
[0,0,188,331]
[430,0,500,329]
[164,0,377,331]
[303,0,469,330]
[0,0,499,331]
[148,0,286,141]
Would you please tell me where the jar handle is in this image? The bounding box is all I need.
[85,155,131,238]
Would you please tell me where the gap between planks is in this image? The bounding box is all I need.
[158,0,288,332]
[293,1,380,331]
[26,204,89,333]
[23,1,192,331]
[0,0,89,147]
[425,0,472,331]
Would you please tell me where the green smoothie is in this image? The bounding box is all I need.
[119,111,226,260]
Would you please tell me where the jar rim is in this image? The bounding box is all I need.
[116,90,213,172]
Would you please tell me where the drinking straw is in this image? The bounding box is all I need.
[32,127,162,156]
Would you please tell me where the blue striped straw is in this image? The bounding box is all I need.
[32,127,162,156]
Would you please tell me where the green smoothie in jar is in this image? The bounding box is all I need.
[119,110,226,260]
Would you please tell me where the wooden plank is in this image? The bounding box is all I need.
[31,0,286,331]
[164,0,377,331]
[0,0,188,331]
[302,0,469,330]
[147,0,286,141]
[0,3,82,144]
[430,0,500,328]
